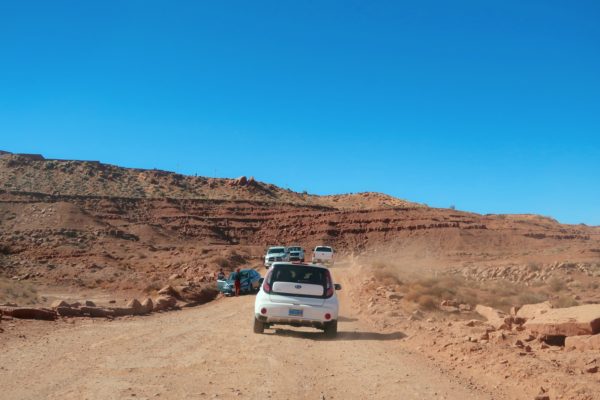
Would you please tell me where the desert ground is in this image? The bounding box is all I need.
[1,151,600,400]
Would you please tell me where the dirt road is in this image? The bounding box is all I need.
[1,266,495,400]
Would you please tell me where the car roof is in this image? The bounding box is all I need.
[270,262,327,270]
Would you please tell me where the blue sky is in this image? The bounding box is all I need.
[1,1,599,225]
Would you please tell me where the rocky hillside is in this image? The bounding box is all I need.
[0,151,418,209]
[0,150,599,298]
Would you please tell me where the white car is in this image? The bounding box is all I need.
[286,245,305,262]
[253,262,341,337]
[264,246,288,268]
[312,245,334,265]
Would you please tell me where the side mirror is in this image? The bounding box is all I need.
[259,278,264,285]
[334,283,342,291]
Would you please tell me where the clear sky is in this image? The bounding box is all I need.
[1,1,599,225]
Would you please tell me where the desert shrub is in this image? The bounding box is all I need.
[0,277,38,305]
[371,261,403,286]
[548,277,566,292]
[553,296,579,308]
[143,281,163,293]
[526,262,541,272]
[417,295,437,309]
[214,256,230,269]
[0,244,11,255]
[517,291,547,305]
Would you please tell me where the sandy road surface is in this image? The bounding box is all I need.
[2,265,493,400]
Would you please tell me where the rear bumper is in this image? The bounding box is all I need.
[255,314,335,329]
[255,301,338,328]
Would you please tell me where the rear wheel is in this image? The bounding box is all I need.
[324,321,337,338]
[253,318,265,334]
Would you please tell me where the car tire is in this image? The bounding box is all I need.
[253,318,265,334]
[324,320,337,338]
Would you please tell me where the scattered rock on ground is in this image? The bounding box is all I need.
[154,296,177,311]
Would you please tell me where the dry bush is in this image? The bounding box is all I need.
[0,244,11,255]
[213,256,230,269]
[143,281,163,293]
[548,277,566,292]
[552,295,579,308]
[0,277,38,305]
[416,295,437,309]
[371,261,403,286]
[364,260,558,312]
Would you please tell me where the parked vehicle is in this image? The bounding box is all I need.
[287,245,305,262]
[217,269,262,295]
[264,246,288,268]
[312,246,334,265]
[253,262,341,337]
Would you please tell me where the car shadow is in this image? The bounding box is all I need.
[268,329,406,341]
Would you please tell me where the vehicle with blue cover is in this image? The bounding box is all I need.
[217,269,262,295]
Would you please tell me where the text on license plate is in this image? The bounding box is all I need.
[288,308,303,317]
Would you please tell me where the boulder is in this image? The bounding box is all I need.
[441,299,458,307]
[516,301,552,319]
[80,306,115,318]
[565,334,600,351]
[56,307,83,317]
[176,284,219,304]
[459,304,472,312]
[126,299,147,315]
[154,296,177,311]
[51,300,70,309]
[9,308,56,321]
[111,307,136,317]
[475,305,512,330]
[386,292,403,300]
[439,305,459,313]
[84,300,96,307]
[157,285,178,297]
[141,298,154,314]
[524,304,600,337]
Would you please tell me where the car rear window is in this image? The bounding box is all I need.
[268,248,285,254]
[315,247,332,252]
[269,265,327,297]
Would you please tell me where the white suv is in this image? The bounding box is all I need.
[253,262,341,337]
[264,246,288,268]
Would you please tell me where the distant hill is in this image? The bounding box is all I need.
[0,151,420,210]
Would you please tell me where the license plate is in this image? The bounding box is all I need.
[288,308,303,317]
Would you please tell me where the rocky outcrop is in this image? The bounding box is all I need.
[517,301,553,319]
[524,304,600,336]
[1,307,57,320]
[565,334,600,351]
[141,298,154,314]
[475,305,512,330]
[154,296,177,311]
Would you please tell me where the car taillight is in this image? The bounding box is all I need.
[325,313,331,320]
[263,269,273,293]
[325,270,334,298]
[261,308,267,315]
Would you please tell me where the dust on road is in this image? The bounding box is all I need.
[1,265,491,400]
